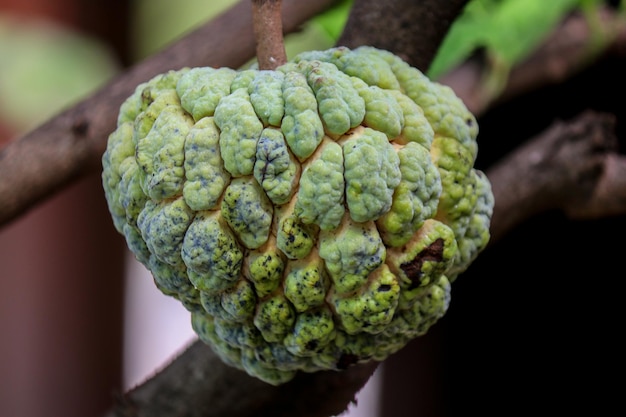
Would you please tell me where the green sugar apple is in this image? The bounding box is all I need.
[102,46,494,385]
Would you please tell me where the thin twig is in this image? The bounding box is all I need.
[252,0,288,70]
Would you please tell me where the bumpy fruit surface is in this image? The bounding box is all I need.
[102,46,494,385]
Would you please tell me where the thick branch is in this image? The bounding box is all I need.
[487,110,622,243]
[252,0,288,69]
[337,0,470,70]
[106,340,378,417]
[0,0,337,228]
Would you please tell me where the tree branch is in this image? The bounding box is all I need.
[487,110,622,243]
[0,0,338,228]
[106,340,378,417]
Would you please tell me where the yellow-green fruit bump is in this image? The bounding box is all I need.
[276,210,316,260]
[330,264,400,335]
[319,216,386,295]
[294,138,345,230]
[214,88,263,177]
[136,105,193,201]
[284,255,329,313]
[181,211,243,293]
[447,170,494,281]
[101,45,494,386]
[253,127,299,205]
[182,117,230,211]
[249,70,285,127]
[118,156,148,229]
[102,122,134,232]
[386,219,458,309]
[221,177,273,250]
[284,307,336,356]
[351,77,404,139]
[176,67,237,121]
[280,70,324,160]
[302,60,365,136]
[377,141,441,247]
[137,198,193,267]
[254,294,296,343]
[245,241,285,298]
[342,127,401,223]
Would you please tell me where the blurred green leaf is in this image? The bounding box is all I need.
[130,0,236,61]
[0,15,119,133]
[428,0,606,79]
[311,0,353,41]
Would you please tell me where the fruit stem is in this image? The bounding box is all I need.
[252,0,288,70]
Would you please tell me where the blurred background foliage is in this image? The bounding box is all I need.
[0,15,118,133]
[428,0,624,78]
[2,0,622,136]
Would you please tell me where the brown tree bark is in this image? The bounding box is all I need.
[106,341,378,417]
[486,110,622,243]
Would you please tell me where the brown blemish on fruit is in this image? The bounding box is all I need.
[400,238,444,289]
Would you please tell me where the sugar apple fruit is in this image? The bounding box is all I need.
[102,46,494,385]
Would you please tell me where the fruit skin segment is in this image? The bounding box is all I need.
[102,45,494,385]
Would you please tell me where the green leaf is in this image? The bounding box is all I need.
[428,0,596,79]
[311,0,354,41]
